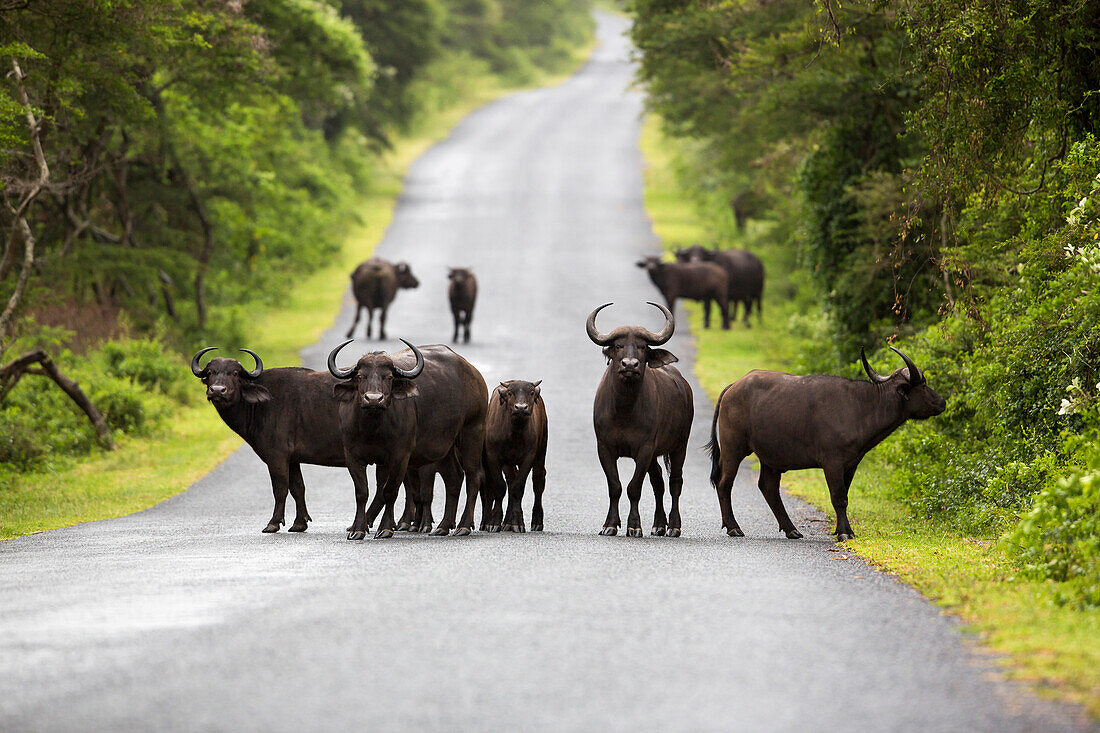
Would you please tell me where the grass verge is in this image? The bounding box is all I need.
[640,113,1100,717]
[0,42,596,542]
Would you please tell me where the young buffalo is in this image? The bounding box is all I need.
[483,380,548,533]
[346,258,420,340]
[707,347,946,540]
[447,267,477,344]
[588,302,693,537]
[637,256,730,329]
[191,347,342,533]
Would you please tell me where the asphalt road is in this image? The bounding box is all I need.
[0,12,1091,732]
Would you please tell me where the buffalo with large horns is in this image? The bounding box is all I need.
[587,302,694,538]
[706,347,946,540]
[191,347,344,533]
[327,340,487,539]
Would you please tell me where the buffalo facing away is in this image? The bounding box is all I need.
[191,347,344,533]
[346,258,420,340]
[674,244,764,326]
[706,347,946,540]
[588,302,693,537]
[447,267,477,344]
[637,256,730,330]
[328,340,487,539]
[483,379,548,533]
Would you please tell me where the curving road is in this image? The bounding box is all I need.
[0,13,1090,732]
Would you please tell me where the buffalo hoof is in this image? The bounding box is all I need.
[599,526,618,536]
[419,524,433,534]
[374,529,394,539]
[530,524,543,532]
[503,523,525,534]
[288,521,308,533]
[347,530,366,541]
[726,527,745,538]
[430,527,450,536]
[453,527,472,537]
[396,522,412,532]
[667,528,681,538]
[836,532,854,541]
[479,523,489,532]
[626,527,643,538]
[488,525,502,533]
[784,529,804,540]
[262,523,280,533]
[651,526,666,537]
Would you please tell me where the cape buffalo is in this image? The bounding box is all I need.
[674,245,764,325]
[328,340,487,539]
[637,256,730,330]
[587,302,694,537]
[448,268,477,344]
[191,347,343,533]
[483,380,548,533]
[346,258,420,340]
[706,347,946,541]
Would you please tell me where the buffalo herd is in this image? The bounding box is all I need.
[190,247,945,542]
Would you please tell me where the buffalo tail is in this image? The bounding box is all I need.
[706,384,732,489]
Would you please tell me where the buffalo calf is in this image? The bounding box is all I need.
[483,380,548,533]
[707,347,946,540]
[447,267,477,343]
[588,302,693,537]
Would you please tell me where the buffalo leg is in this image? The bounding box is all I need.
[429,454,461,534]
[828,464,857,540]
[597,442,622,535]
[623,452,654,538]
[453,422,486,536]
[530,441,547,531]
[482,454,505,532]
[703,298,712,329]
[715,451,747,537]
[346,306,362,339]
[759,464,801,539]
[375,457,410,539]
[397,472,418,531]
[365,307,374,339]
[742,299,753,328]
[345,457,371,541]
[378,305,389,340]
[504,457,535,533]
[719,292,730,330]
[463,305,474,343]
[667,444,686,537]
[648,459,667,536]
[451,309,461,343]
[287,462,311,532]
[264,463,291,533]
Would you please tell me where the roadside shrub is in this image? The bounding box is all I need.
[91,378,148,433]
[0,408,46,470]
[99,338,178,389]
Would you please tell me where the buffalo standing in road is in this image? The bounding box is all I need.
[637,256,730,330]
[327,340,487,539]
[483,380,548,533]
[674,245,764,326]
[587,302,693,537]
[346,258,420,340]
[191,347,342,534]
[706,347,946,540]
[448,268,478,344]
[396,452,463,534]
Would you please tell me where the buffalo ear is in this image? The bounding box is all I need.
[602,346,615,363]
[332,382,357,401]
[646,348,678,368]
[497,388,509,405]
[635,260,647,268]
[896,380,912,402]
[242,381,272,404]
[392,379,419,400]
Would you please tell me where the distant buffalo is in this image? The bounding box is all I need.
[588,302,693,537]
[483,379,548,533]
[706,347,946,540]
[447,267,477,344]
[191,347,342,534]
[346,258,420,340]
[674,245,764,325]
[328,340,487,539]
[637,255,730,330]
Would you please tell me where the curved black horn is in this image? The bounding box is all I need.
[393,339,424,379]
[238,348,263,379]
[641,301,675,345]
[191,347,217,378]
[327,339,356,379]
[860,347,889,384]
[586,302,614,346]
[891,346,924,385]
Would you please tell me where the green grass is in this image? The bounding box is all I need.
[640,113,1100,717]
[0,43,596,543]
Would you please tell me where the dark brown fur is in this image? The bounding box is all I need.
[637,256,730,329]
[447,267,478,343]
[482,380,548,533]
[674,245,765,325]
[346,258,420,340]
